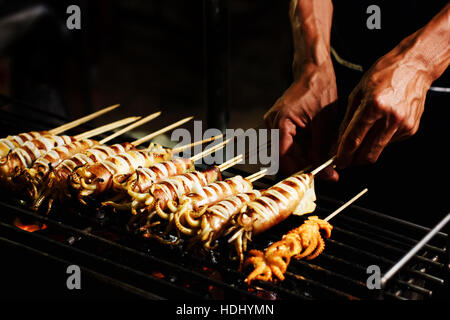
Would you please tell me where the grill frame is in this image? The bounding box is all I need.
[0,95,448,300]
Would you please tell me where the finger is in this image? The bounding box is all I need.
[278,118,297,156]
[336,103,380,168]
[311,103,340,182]
[337,86,363,141]
[353,118,399,165]
[316,165,340,182]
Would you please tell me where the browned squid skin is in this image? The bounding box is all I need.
[244,216,332,284]
[122,157,194,194]
[137,167,223,243]
[172,176,254,238]
[32,143,135,214]
[0,135,75,186]
[101,157,195,212]
[0,131,48,157]
[150,167,222,212]
[226,173,316,264]
[191,190,263,250]
[71,148,172,203]
[15,139,100,200]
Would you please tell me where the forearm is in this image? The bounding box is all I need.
[290,0,334,75]
[391,3,450,84]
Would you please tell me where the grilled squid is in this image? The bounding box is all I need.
[173,175,254,237]
[102,157,195,214]
[244,216,332,284]
[137,167,222,243]
[0,131,48,158]
[226,173,317,264]
[190,189,262,250]
[33,143,135,213]
[0,135,75,186]
[70,143,172,204]
[15,139,99,200]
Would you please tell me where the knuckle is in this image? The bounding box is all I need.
[402,119,416,136]
[345,134,363,150]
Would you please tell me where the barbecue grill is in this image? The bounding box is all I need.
[0,94,448,300]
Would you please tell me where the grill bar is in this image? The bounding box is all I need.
[381,213,450,287]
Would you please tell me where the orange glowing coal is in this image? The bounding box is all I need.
[13,218,47,232]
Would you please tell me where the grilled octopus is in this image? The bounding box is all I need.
[244,216,332,284]
[226,172,317,264]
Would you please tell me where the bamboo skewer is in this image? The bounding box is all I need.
[189,138,232,162]
[131,116,194,147]
[311,156,336,176]
[99,112,162,144]
[172,134,224,154]
[324,188,368,222]
[247,168,268,183]
[48,104,120,135]
[218,154,244,171]
[74,116,140,140]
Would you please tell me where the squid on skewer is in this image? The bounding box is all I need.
[190,189,263,251]
[69,116,196,205]
[15,139,99,200]
[0,103,120,158]
[136,166,223,243]
[0,131,48,158]
[32,142,135,213]
[70,143,172,204]
[101,136,228,214]
[102,157,196,213]
[243,188,367,284]
[0,135,75,186]
[226,172,317,264]
[172,169,266,239]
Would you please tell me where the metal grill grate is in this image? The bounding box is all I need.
[0,95,448,300]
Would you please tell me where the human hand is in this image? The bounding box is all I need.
[264,60,339,181]
[335,45,434,169]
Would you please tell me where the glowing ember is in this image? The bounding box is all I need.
[151,271,165,279]
[13,218,47,233]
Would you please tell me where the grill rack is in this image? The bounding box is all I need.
[0,95,448,300]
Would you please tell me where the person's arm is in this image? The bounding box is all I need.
[336,4,450,168]
[265,0,338,179]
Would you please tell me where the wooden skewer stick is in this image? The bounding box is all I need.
[247,168,268,183]
[172,134,224,154]
[74,116,140,140]
[218,154,244,171]
[324,188,368,222]
[310,156,336,176]
[131,116,194,147]
[189,138,232,162]
[99,112,162,144]
[184,137,231,162]
[48,104,120,135]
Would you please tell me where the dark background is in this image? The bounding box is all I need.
[0,0,292,131]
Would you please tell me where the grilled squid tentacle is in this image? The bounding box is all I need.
[244,216,333,284]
